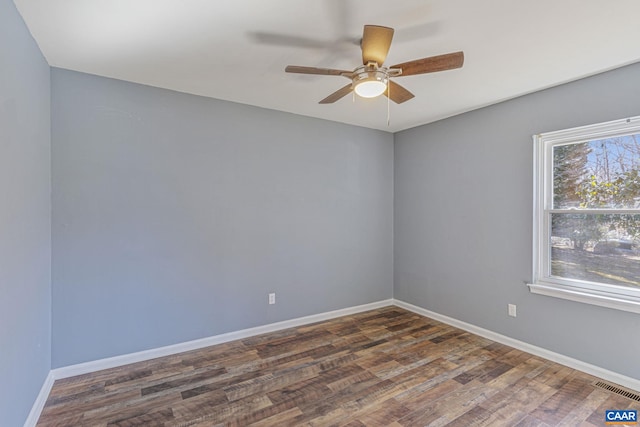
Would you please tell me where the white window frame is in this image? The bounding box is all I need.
[529,116,640,314]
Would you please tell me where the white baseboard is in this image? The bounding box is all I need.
[52,299,394,380]
[393,299,640,393]
[23,371,54,427]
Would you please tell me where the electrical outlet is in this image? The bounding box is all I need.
[508,304,517,317]
[268,293,276,305]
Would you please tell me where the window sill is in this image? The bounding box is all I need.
[528,282,640,314]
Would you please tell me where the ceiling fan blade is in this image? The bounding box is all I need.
[385,80,415,104]
[285,65,353,77]
[392,51,464,77]
[319,84,353,104]
[393,21,441,43]
[361,25,394,65]
[250,32,332,49]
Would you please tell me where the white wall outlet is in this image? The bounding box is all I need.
[508,304,517,317]
[268,293,276,305]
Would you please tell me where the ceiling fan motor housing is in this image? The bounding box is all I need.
[353,63,387,82]
[352,64,403,98]
[352,68,387,98]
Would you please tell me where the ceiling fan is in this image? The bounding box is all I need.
[285,25,464,104]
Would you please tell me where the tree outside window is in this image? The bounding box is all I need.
[531,116,640,313]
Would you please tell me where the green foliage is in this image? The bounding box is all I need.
[553,143,589,209]
[552,139,640,249]
[552,143,596,249]
[577,169,640,209]
[552,213,603,250]
[618,169,640,207]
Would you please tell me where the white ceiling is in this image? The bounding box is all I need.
[14,0,640,132]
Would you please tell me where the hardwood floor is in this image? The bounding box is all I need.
[37,307,640,426]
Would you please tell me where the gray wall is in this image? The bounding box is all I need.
[395,62,640,380]
[51,68,394,367]
[0,0,51,425]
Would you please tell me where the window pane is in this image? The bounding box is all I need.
[553,135,640,209]
[551,213,640,288]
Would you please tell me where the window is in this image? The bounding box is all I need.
[530,116,640,313]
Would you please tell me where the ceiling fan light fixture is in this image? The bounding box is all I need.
[353,69,388,98]
[354,79,387,98]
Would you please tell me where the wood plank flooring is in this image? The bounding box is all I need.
[37,307,640,426]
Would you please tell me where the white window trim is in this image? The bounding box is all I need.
[529,116,640,314]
